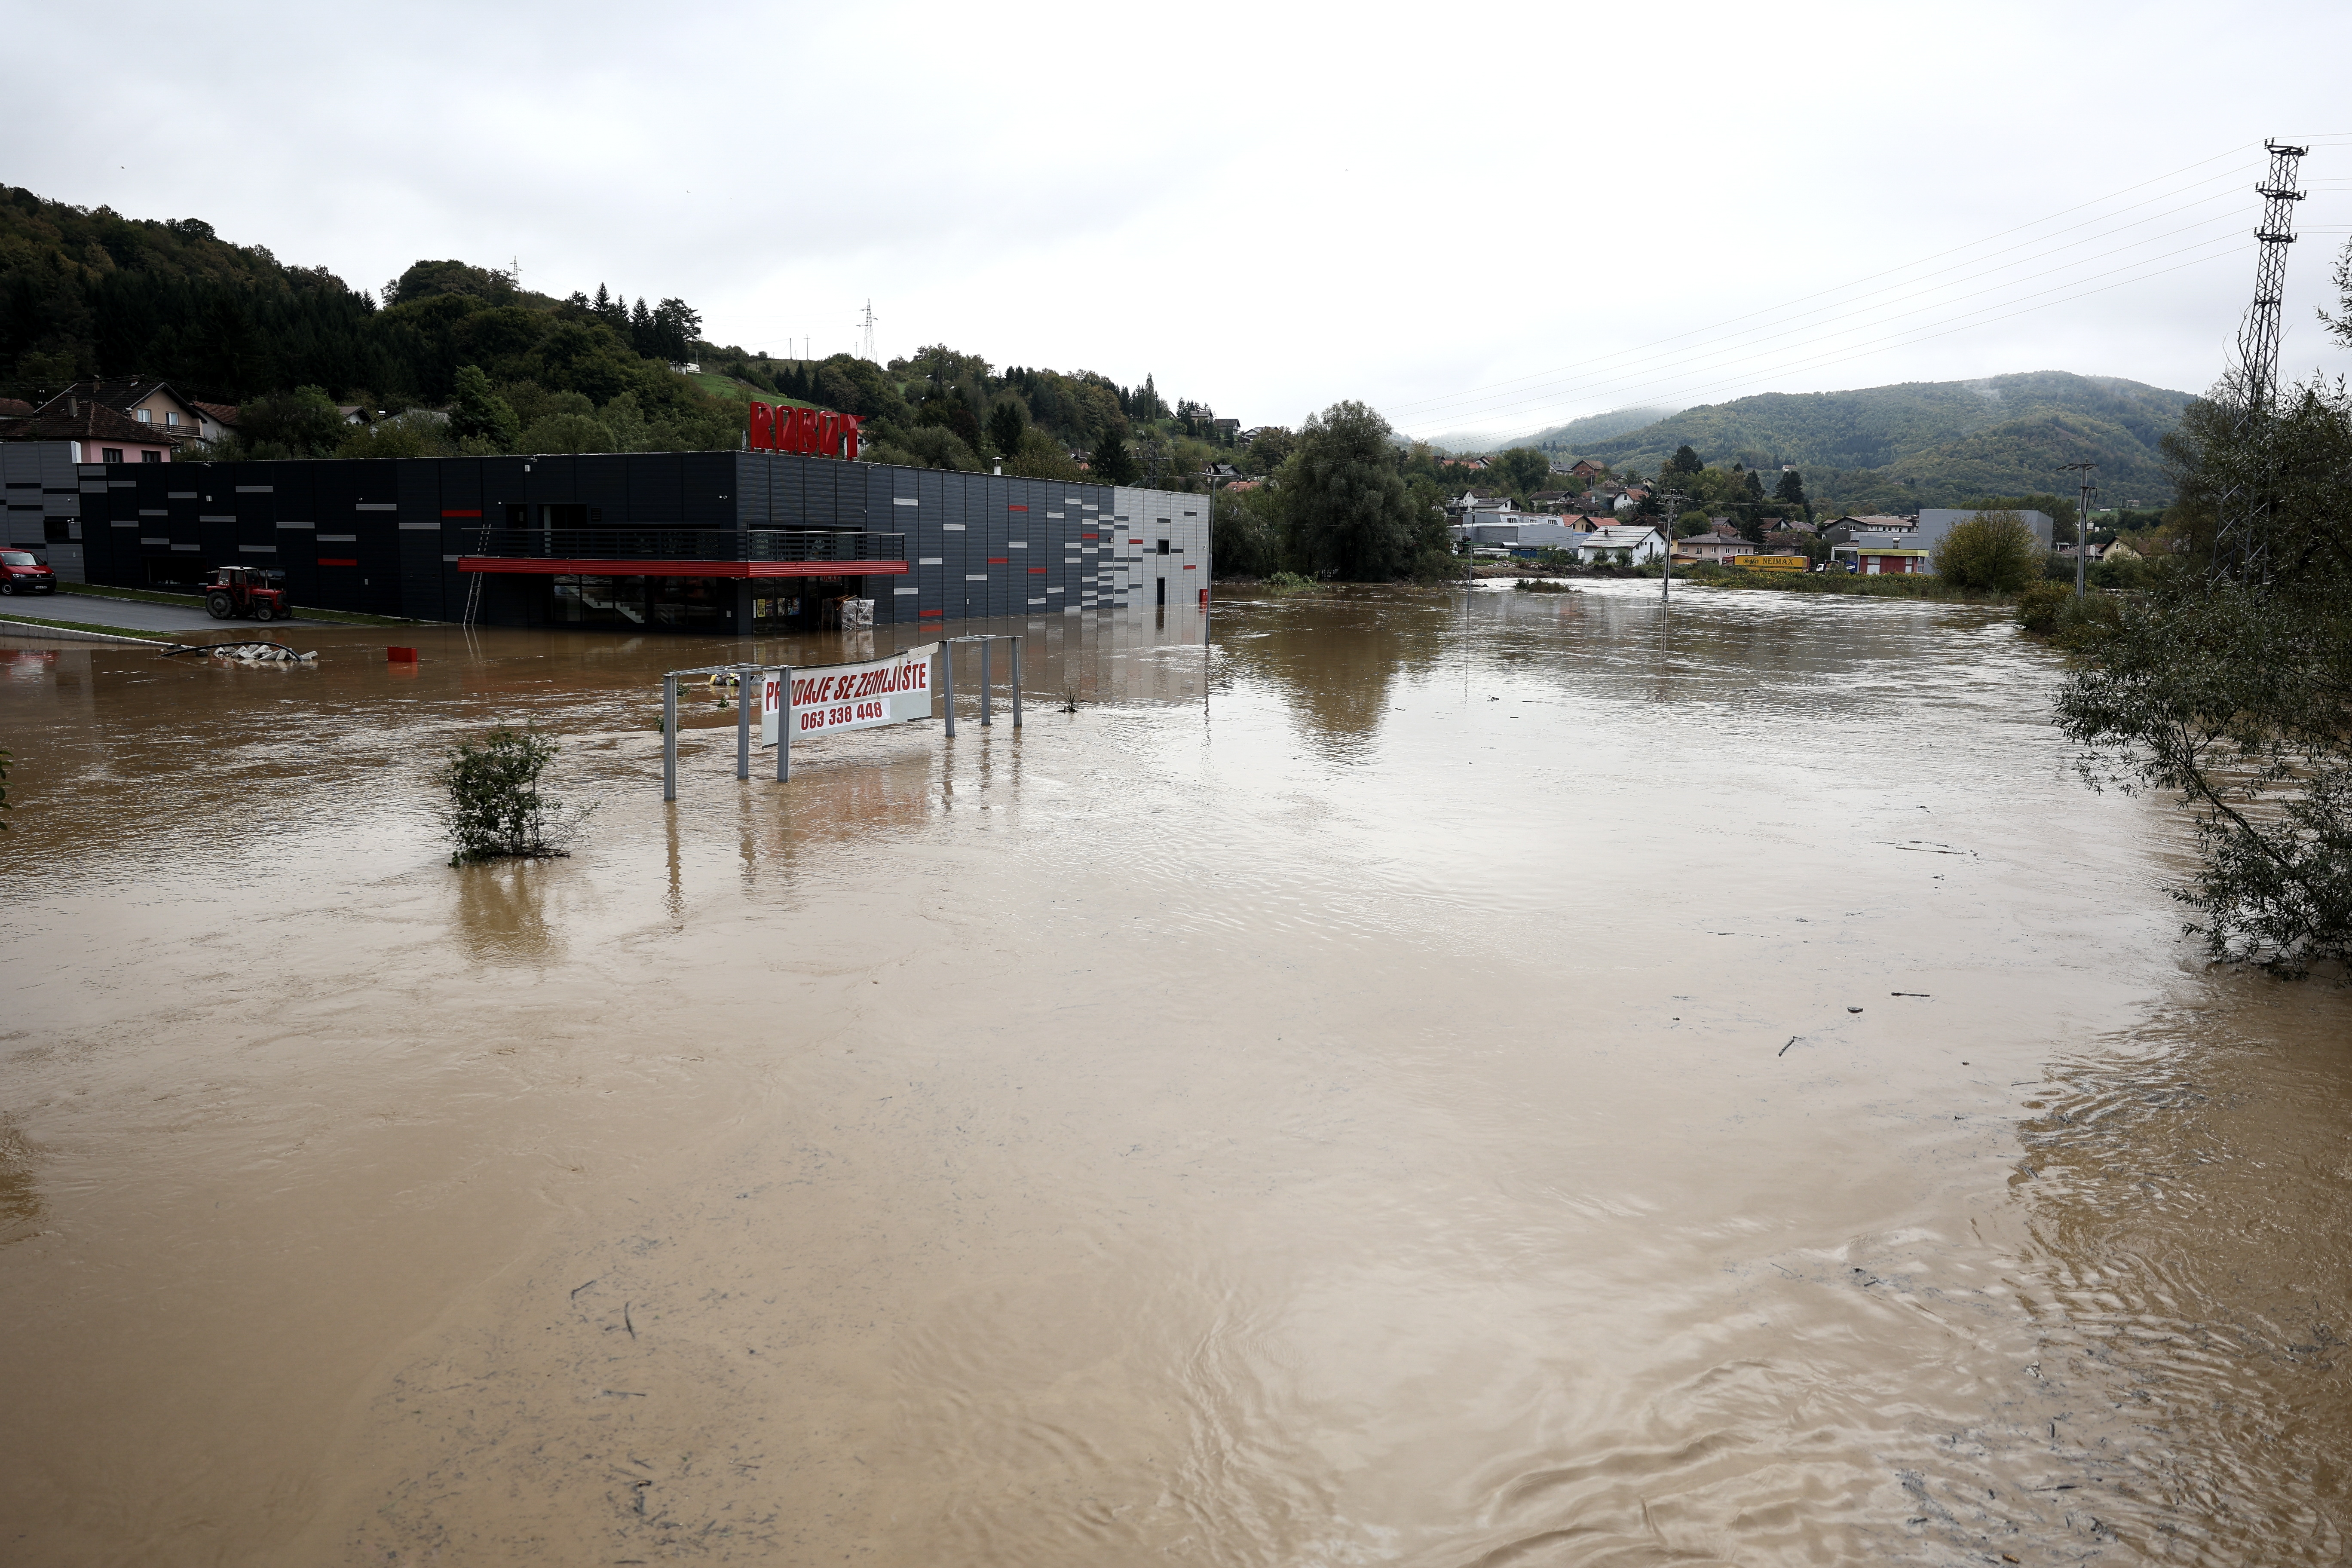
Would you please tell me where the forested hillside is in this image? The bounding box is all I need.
[0,187,1243,483]
[1564,373,2193,512]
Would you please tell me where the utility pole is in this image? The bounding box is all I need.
[2216,139,2306,582]
[2060,461,2097,597]
[1657,490,1687,604]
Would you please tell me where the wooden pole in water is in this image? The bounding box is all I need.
[981,638,992,727]
[1010,637,1021,728]
[943,642,956,738]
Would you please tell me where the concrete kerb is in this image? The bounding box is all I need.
[0,618,169,646]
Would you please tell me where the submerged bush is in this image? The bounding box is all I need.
[435,727,594,865]
[2017,581,2071,634]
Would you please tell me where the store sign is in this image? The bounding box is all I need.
[748,402,864,460]
[760,642,937,746]
[1729,555,1808,573]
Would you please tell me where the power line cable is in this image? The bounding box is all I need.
[1383,144,2272,419]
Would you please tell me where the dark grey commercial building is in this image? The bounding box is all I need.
[0,444,1212,632]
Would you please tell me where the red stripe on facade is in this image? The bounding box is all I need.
[318,557,358,567]
[987,557,1008,564]
[441,508,481,518]
[1182,564,1197,569]
[919,609,943,617]
[1007,505,1029,511]
[1028,567,1046,573]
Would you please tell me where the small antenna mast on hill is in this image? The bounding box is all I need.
[859,301,878,362]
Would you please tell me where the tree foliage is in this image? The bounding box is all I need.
[1089,429,1141,486]
[1491,445,1551,498]
[449,364,519,449]
[2053,297,2352,971]
[1280,401,1452,582]
[1932,510,2044,591]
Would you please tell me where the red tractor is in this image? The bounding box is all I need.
[201,565,292,622]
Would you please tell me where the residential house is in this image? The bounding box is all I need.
[1552,457,1605,480]
[1571,525,1666,565]
[1821,514,1915,540]
[0,395,179,463]
[1672,534,1755,565]
[0,398,34,424]
[32,378,230,444]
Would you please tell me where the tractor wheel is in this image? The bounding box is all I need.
[207,593,233,619]
[252,601,275,623]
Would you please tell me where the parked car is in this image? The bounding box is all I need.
[0,550,57,594]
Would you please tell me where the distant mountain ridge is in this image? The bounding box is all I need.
[1427,404,1676,455]
[1554,372,2193,512]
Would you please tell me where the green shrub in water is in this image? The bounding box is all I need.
[435,727,594,865]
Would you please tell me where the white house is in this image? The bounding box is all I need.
[1572,525,1666,565]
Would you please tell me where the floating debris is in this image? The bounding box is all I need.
[159,640,318,665]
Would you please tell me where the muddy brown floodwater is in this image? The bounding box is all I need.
[3,583,2349,1566]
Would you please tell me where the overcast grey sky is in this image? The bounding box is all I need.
[15,0,2352,444]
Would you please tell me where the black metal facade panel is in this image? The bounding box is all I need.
[681,453,733,524]
[628,453,683,527]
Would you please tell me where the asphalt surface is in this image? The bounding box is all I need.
[0,591,314,635]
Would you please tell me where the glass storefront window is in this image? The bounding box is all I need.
[553,575,646,625]
[751,577,853,633]
[551,576,738,630]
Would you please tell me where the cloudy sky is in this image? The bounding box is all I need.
[16,0,2352,444]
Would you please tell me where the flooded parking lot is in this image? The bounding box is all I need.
[3,583,2349,1565]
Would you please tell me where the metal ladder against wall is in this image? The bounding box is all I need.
[459,517,493,625]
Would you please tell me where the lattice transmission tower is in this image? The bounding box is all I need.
[859,300,878,362]
[2214,139,2306,580]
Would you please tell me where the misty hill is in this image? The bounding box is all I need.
[1519,405,1682,453]
[1429,404,1677,456]
[1574,372,2193,512]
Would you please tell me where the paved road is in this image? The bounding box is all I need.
[0,591,316,635]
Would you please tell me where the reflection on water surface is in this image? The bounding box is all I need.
[1,585,2346,1565]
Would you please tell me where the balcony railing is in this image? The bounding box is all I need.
[459,527,906,565]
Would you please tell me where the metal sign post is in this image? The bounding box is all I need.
[735,662,753,779]
[775,665,793,783]
[940,635,1021,739]
[663,674,679,801]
